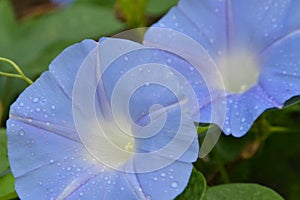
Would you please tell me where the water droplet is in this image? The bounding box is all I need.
[36,108,41,112]
[161,173,166,177]
[120,187,125,191]
[19,130,25,136]
[19,102,24,107]
[124,56,128,61]
[153,177,158,181]
[51,105,56,110]
[241,118,246,122]
[239,126,244,131]
[226,128,231,133]
[66,167,71,171]
[32,98,39,103]
[171,181,178,188]
[50,159,54,163]
[79,192,83,196]
[39,181,43,186]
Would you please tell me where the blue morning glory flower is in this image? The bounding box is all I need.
[7,38,199,199]
[144,0,300,137]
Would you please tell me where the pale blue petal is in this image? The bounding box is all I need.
[136,161,193,200]
[8,37,198,199]
[9,72,79,142]
[49,39,97,98]
[7,119,100,199]
[65,170,141,199]
[144,0,226,58]
[230,0,300,52]
[259,32,300,105]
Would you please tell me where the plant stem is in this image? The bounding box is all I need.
[0,57,33,85]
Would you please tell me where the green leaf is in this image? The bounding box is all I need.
[0,173,17,200]
[0,129,9,174]
[204,183,284,200]
[16,3,125,76]
[0,129,17,200]
[0,0,125,126]
[146,0,178,16]
[176,168,207,200]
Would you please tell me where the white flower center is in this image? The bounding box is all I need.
[217,50,260,93]
[82,119,135,169]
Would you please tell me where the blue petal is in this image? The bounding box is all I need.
[230,0,300,52]
[49,39,97,98]
[65,170,142,199]
[224,86,275,137]
[145,0,300,55]
[144,0,226,59]
[259,31,300,105]
[136,161,193,200]
[8,38,199,199]
[7,119,100,199]
[145,0,300,137]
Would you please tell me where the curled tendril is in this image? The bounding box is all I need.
[0,57,33,85]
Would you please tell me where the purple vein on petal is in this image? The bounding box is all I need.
[56,165,103,200]
[225,0,235,52]
[9,115,80,143]
[259,29,300,59]
[257,83,283,109]
[176,6,212,49]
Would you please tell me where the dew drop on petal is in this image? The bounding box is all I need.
[19,130,25,136]
[171,181,178,188]
[32,98,39,103]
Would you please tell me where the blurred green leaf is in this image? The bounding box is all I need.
[75,0,116,7]
[0,173,17,200]
[0,129,17,200]
[146,0,177,16]
[0,0,125,126]
[116,0,147,27]
[15,3,125,76]
[176,168,206,200]
[0,129,9,174]
[204,183,283,200]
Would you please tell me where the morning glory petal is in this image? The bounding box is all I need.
[145,0,300,137]
[8,37,199,199]
[7,119,100,200]
[223,87,275,137]
[230,0,300,52]
[49,39,97,98]
[136,161,193,200]
[259,32,300,105]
